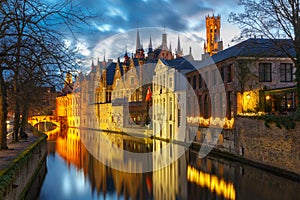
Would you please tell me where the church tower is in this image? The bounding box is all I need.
[175,35,183,58]
[204,15,223,56]
[135,29,145,59]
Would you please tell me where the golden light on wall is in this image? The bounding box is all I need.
[187,166,236,200]
[241,90,259,113]
[187,116,234,129]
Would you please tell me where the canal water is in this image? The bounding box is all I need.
[37,128,300,200]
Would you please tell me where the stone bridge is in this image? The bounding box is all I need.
[28,115,60,127]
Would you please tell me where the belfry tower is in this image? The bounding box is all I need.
[204,15,223,56]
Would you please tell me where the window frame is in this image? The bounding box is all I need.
[259,63,272,82]
[280,63,293,82]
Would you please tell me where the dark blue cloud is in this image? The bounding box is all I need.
[65,0,241,67]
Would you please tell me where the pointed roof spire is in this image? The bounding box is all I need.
[136,29,141,52]
[91,59,96,72]
[149,36,152,49]
[148,36,153,53]
[103,51,106,62]
[177,35,181,52]
[169,42,172,52]
[162,30,168,51]
[176,35,183,57]
[125,45,128,56]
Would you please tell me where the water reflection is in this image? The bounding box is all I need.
[39,128,300,200]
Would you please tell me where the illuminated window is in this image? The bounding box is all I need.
[169,97,173,120]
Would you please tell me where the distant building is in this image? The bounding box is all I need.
[203,15,223,58]
[93,29,193,129]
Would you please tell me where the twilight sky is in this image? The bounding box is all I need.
[65,0,242,70]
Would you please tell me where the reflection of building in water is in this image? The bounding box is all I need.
[80,128,153,172]
[56,128,82,168]
[53,128,152,199]
[152,143,187,200]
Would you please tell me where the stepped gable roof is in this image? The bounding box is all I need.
[211,38,295,63]
[132,58,140,66]
[153,48,162,58]
[105,61,124,85]
[161,57,195,71]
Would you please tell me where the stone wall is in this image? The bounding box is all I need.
[194,126,236,154]
[235,117,300,175]
[0,136,47,199]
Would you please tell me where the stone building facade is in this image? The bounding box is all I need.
[186,38,296,130]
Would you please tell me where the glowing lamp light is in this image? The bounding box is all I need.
[265,95,270,100]
[246,94,250,99]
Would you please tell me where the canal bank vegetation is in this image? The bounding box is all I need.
[259,115,296,130]
[0,134,47,198]
[0,0,93,149]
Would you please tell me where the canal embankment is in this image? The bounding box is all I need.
[75,121,300,181]
[0,131,47,200]
[191,117,300,182]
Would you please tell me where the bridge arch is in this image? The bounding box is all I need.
[28,115,61,127]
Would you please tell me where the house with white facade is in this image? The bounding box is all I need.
[152,57,196,142]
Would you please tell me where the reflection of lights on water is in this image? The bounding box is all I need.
[187,166,236,200]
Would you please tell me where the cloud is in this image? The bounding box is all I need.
[63,0,241,71]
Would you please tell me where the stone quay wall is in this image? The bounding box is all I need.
[192,117,300,177]
[235,117,300,176]
[0,135,47,200]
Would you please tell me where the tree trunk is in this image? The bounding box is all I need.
[0,70,8,149]
[20,103,29,134]
[12,74,20,142]
[294,32,300,117]
[12,101,20,142]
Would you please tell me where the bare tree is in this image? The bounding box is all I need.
[0,0,92,148]
[229,0,300,114]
